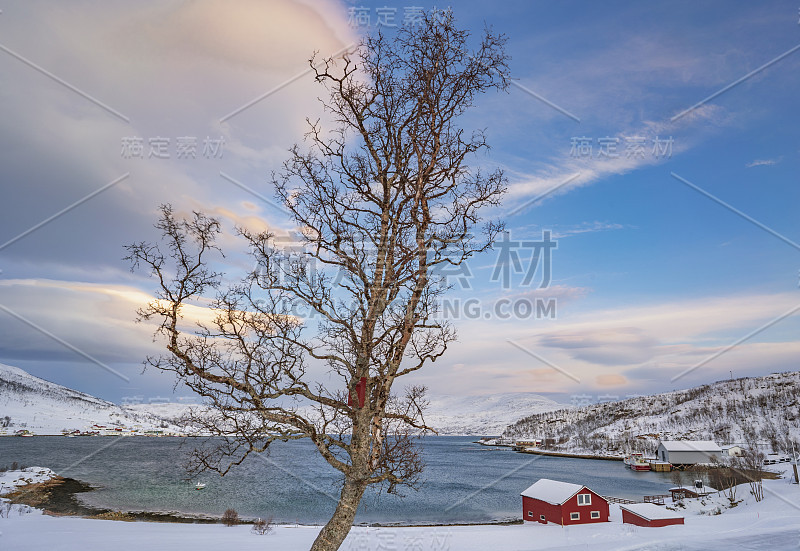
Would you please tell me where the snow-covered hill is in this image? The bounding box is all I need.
[423,392,564,435]
[0,363,563,436]
[128,392,565,436]
[0,363,184,435]
[504,371,800,455]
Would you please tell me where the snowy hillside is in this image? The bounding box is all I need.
[0,363,562,436]
[423,393,564,435]
[124,402,198,422]
[129,392,565,436]
[0,363,183,435]
[504,371,800,455]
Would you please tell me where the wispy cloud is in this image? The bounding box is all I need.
[503,105,724,207]
[745,158,780,168]
[550,221,626,239]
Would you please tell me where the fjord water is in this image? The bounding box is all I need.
[1,436,676,524]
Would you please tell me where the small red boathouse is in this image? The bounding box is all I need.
[620,503,684,527]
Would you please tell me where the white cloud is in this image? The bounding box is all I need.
[745,158,780,168]
[0,0,354,275]
[0,278,297,369]
[406,291,800,397]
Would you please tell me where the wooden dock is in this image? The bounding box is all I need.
[648,461,672,472]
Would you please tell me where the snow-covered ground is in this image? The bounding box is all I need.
[2,468,799,550]
[0,467,57,495]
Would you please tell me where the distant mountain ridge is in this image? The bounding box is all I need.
[0,363,564,436]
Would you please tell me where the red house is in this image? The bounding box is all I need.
[620,503,684,527]
[521,479,610,525]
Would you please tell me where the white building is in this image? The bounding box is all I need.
[656,440,722,465]
[721,445,744,457]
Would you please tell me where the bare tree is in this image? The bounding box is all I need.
[719,468,739,503]
[126,11,508,551]
[737,446,765,502]
[252,516,274,535]
[705,460,739,504]
[670,468,684,489]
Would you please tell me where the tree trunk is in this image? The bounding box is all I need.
[309,477,367,551]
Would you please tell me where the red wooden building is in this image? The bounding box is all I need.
[620,503,684,527]
[521,479,610,525]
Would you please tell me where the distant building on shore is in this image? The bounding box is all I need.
[656,440,722,465]
[721,445,744,457]
[512,439,541,450]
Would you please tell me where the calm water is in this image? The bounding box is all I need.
[0,436,677,524]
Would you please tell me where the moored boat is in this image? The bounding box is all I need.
[624,452,651,471]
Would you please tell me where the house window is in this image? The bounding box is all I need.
[591,511,600,519]
[577,493,592,506]
[570,512,580,520]
[540,515,546,521]
[528,511,533,518]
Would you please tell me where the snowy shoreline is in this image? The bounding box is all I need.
[519,447,624,461]
[0,468,523,528]
[2,471,800,551]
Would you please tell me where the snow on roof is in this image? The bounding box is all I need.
[658,440,722,452]
[620,503,683,521]
[520,479,596,505]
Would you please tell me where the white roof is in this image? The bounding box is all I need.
[620,503,684,521]
[658,440,722,452]
[520,479,595,505]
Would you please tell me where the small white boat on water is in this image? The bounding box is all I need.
[195,483,206,490]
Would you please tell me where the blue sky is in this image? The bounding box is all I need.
[0,0,798,405]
